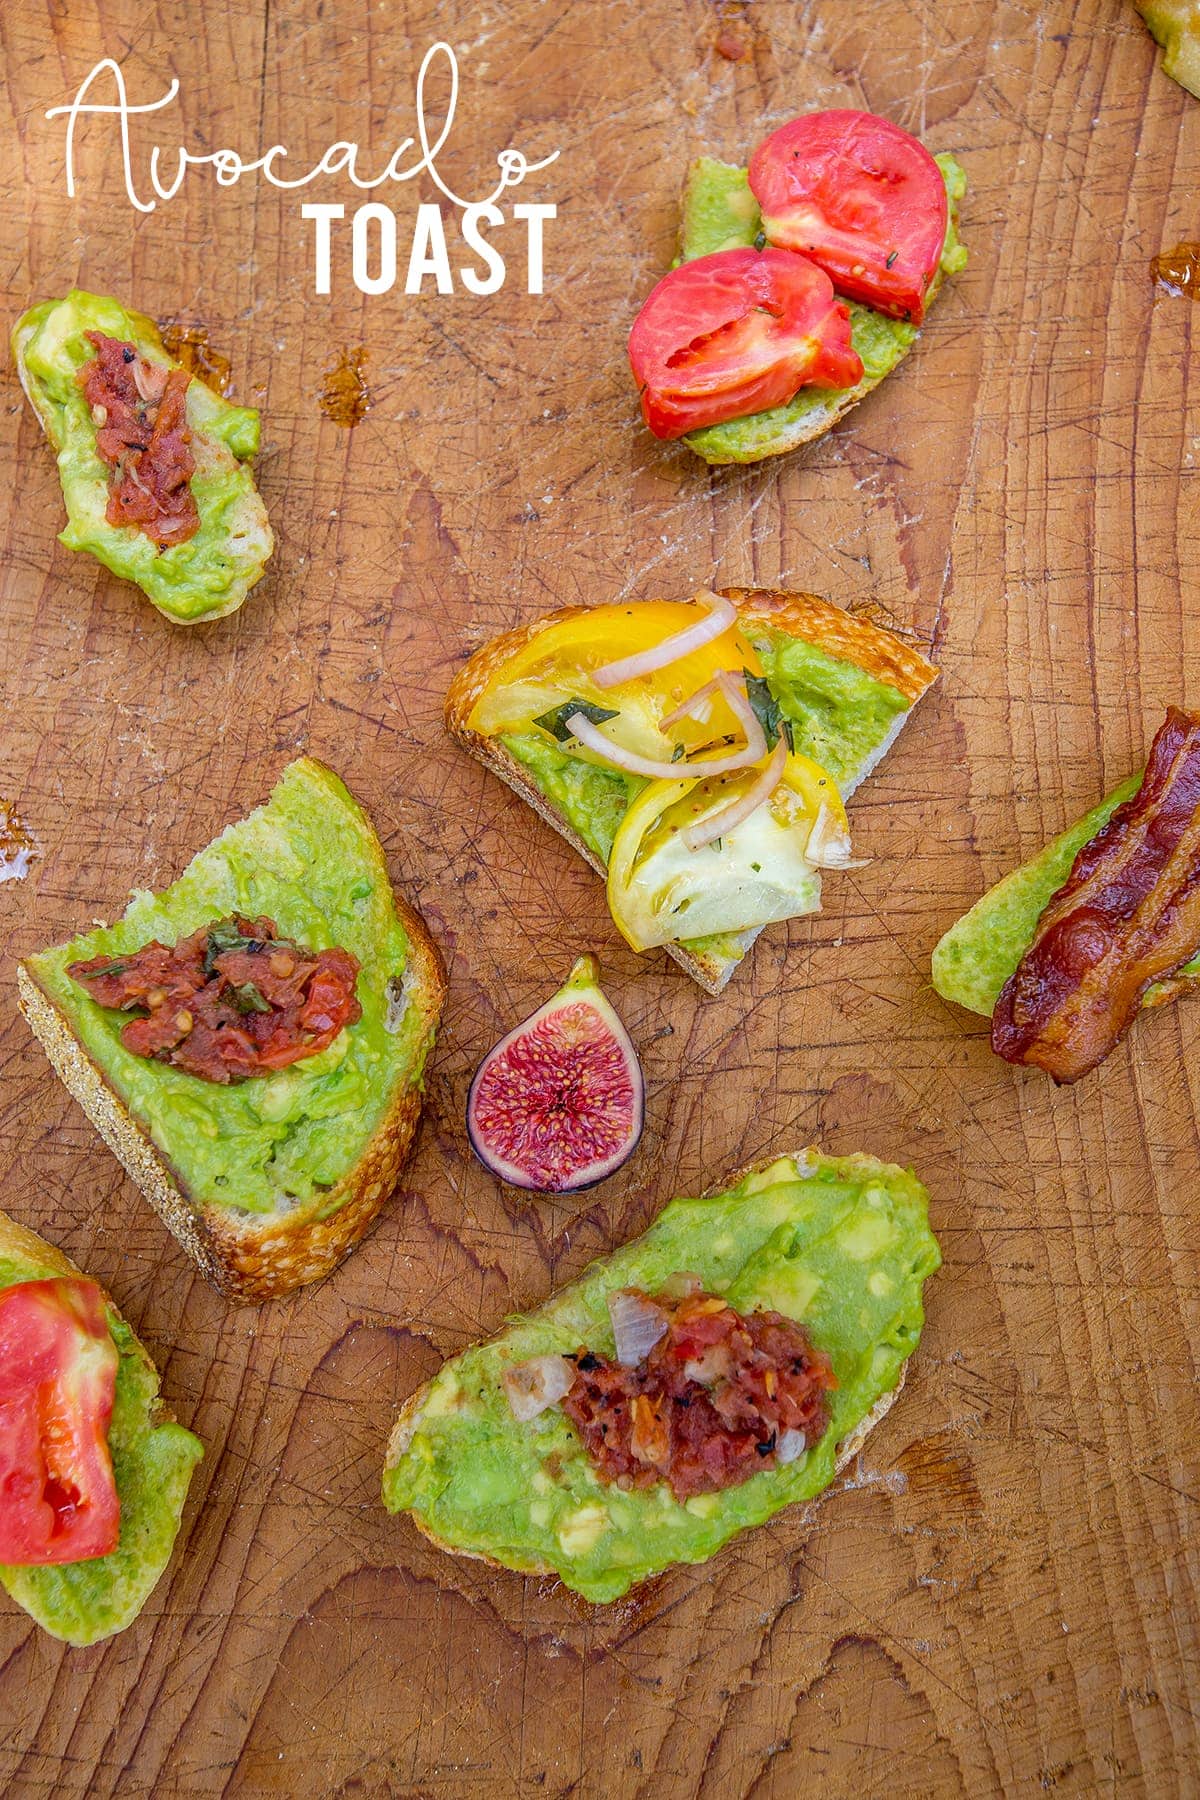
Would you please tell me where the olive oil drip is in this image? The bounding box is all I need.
[158,320,234,394]
[1151,242,1200,300]
[319,347,372,426]
[0,801,35,884]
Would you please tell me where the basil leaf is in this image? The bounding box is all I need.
[743,670,794,751]
[534,698,620,743]
[232,982,272,1015]
[204,919,268,974]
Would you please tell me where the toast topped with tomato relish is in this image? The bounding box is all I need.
[13,290,272,623]
[0,1208,202,1647]
[446,588,938,994]
[628,110,967,465]
[383,1147,940,1602]
[17,758,446,1299]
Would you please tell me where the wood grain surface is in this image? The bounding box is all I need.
[1,0,1198,1793]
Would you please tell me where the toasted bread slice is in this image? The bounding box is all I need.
[13,290,272,624]
[446,588,938,994]
[674,153,968,465]
[18,759,446,1300]
[0,1209,202,1646]
[382,1146,939,1601]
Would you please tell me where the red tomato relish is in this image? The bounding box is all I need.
[562,1289,836,1502]
[79,331,200,549]
[69,914,362,1085]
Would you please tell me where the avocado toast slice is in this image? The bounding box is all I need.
[383,1148,940,1603]
[447,588,938,994]
[675,154,967,465]
[931,773,1200,1020]
[18,758,446,1299]
[13,289,272,622]
[0,1208,202,1647]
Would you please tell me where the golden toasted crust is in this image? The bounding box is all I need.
[17,893,446,1302]
[384,1145,909,1591]
[725,588,937,704]
[444,589,937,994]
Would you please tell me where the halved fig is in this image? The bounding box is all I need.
[467,956,644,1192]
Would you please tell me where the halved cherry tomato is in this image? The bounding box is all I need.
[0,1278,119,1565]
[628,247,863,439]
[748,110,948,324]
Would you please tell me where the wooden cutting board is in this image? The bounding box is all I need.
[0,0,1197,1793]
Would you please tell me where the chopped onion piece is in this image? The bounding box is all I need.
[608,1289,669,1366]
[777,1428,807,1465]
[683,735,789,852]
[805,803,868,870]
[591,589,738,690]
[133,358,168,404]
[502,1354,576,1421]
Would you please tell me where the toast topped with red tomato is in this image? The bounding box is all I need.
[628,110,967,464]
[0,1208,202,1646]
[446,587,938,993]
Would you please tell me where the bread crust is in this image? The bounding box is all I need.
[18,884,447,1303]
[444,588,938,994]
[384,1145,910,1592]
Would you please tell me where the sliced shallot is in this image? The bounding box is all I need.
[659,671,736,732]
[805,802,867,870]
[608,1289,669,1366]
[564,694,766,780]
[502,1354,576,1421]
[591,589,737,690]
[683,735,789,852]
[776,1428,807,1465]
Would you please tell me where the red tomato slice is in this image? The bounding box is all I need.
[0,1278,120,1565]
[748,110,948,324]
[627,246,863,439]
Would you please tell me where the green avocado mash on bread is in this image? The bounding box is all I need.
[384,1149,940,1602]
[678,155,968,466]
[931,775,1200,1018]
[0,1209,201,1648]
[13,289,272,622]
[18,758,446,1300]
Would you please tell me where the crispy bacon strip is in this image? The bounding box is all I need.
[993,707,1200,1082]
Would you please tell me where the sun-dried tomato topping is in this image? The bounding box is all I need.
[562,1288,836,1501]
[79,332,199,549]
[993,706,1200,1082]
[69,914,362,1084]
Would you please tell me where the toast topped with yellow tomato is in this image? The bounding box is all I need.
[445,588,938,993]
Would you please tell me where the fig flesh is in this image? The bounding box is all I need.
[467,956,644,1192]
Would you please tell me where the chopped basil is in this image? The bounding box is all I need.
[203,920,268,974]
[743,670,794,751]
[232,982,272,1015]
[533,698,620,743]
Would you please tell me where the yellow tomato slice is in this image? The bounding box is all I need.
[606,750,847,952]
[469,599,765,761]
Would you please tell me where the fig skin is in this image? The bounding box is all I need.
[466,956,644,1193]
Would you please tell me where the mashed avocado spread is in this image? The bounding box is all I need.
[0,1247,201,1647]
[932,774,1200,1016]
[678,155,968,465]
[384,1150,940,1602]
[13,290,271,622]
[26,759,434,1219]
